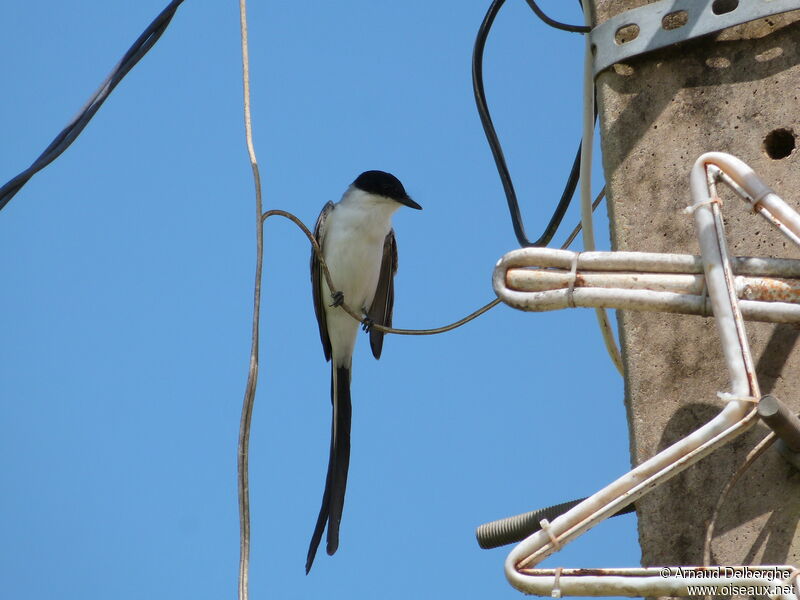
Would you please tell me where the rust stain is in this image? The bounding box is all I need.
[743,277,800,302]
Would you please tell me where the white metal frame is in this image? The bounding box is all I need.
[495,153,800,599]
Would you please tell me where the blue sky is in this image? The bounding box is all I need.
[0,1,639,598]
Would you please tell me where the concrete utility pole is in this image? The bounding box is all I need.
[590,1,800,569]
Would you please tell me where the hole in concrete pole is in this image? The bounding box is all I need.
[612,63,634,76]
[662,10,688,30]
[614,23,640,45]
[755,46,783,62]
[763,128,796,160]
[705,56,731,69]
[712,0,739,15]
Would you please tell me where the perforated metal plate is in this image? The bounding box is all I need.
[590,0,800,76]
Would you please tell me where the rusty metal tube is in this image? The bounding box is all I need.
[506,269,800,304]
[494,249,800,323]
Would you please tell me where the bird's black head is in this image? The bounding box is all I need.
[352,170,422,210]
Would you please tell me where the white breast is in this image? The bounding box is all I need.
[321,188,399,365]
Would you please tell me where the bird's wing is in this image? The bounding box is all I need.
[311,201,335,361]
[367,229,398,359]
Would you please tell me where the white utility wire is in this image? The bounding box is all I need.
[501,153,799,599]
[580,5,624,375]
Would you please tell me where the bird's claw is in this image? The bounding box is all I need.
[330,291,344,307]
[361,317,374,333]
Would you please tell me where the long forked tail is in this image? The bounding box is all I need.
[306,364,351,573]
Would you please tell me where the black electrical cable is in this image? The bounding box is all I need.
[473,0,591,248]
[524,0,590,33]
[0,0,186,212]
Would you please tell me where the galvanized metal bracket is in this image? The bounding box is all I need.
[590,0,800,76]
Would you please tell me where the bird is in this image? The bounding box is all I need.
[306,170,422,573]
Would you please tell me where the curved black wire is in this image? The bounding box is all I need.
[473,0,591,248]
[524,0,590,33]
[0,0,186,212]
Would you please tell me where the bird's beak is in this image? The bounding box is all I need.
[399,195,422,210]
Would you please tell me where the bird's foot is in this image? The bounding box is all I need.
[330,291,344,307]
[361,317,374,333]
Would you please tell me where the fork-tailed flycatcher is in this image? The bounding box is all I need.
[306,170,422,573]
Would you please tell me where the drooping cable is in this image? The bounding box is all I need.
[523,0,590,33]
[472,0,588,248]
[703,430,775,565]
[259,191,605,339]
[578,3,624,374]
[0,0,186,212]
